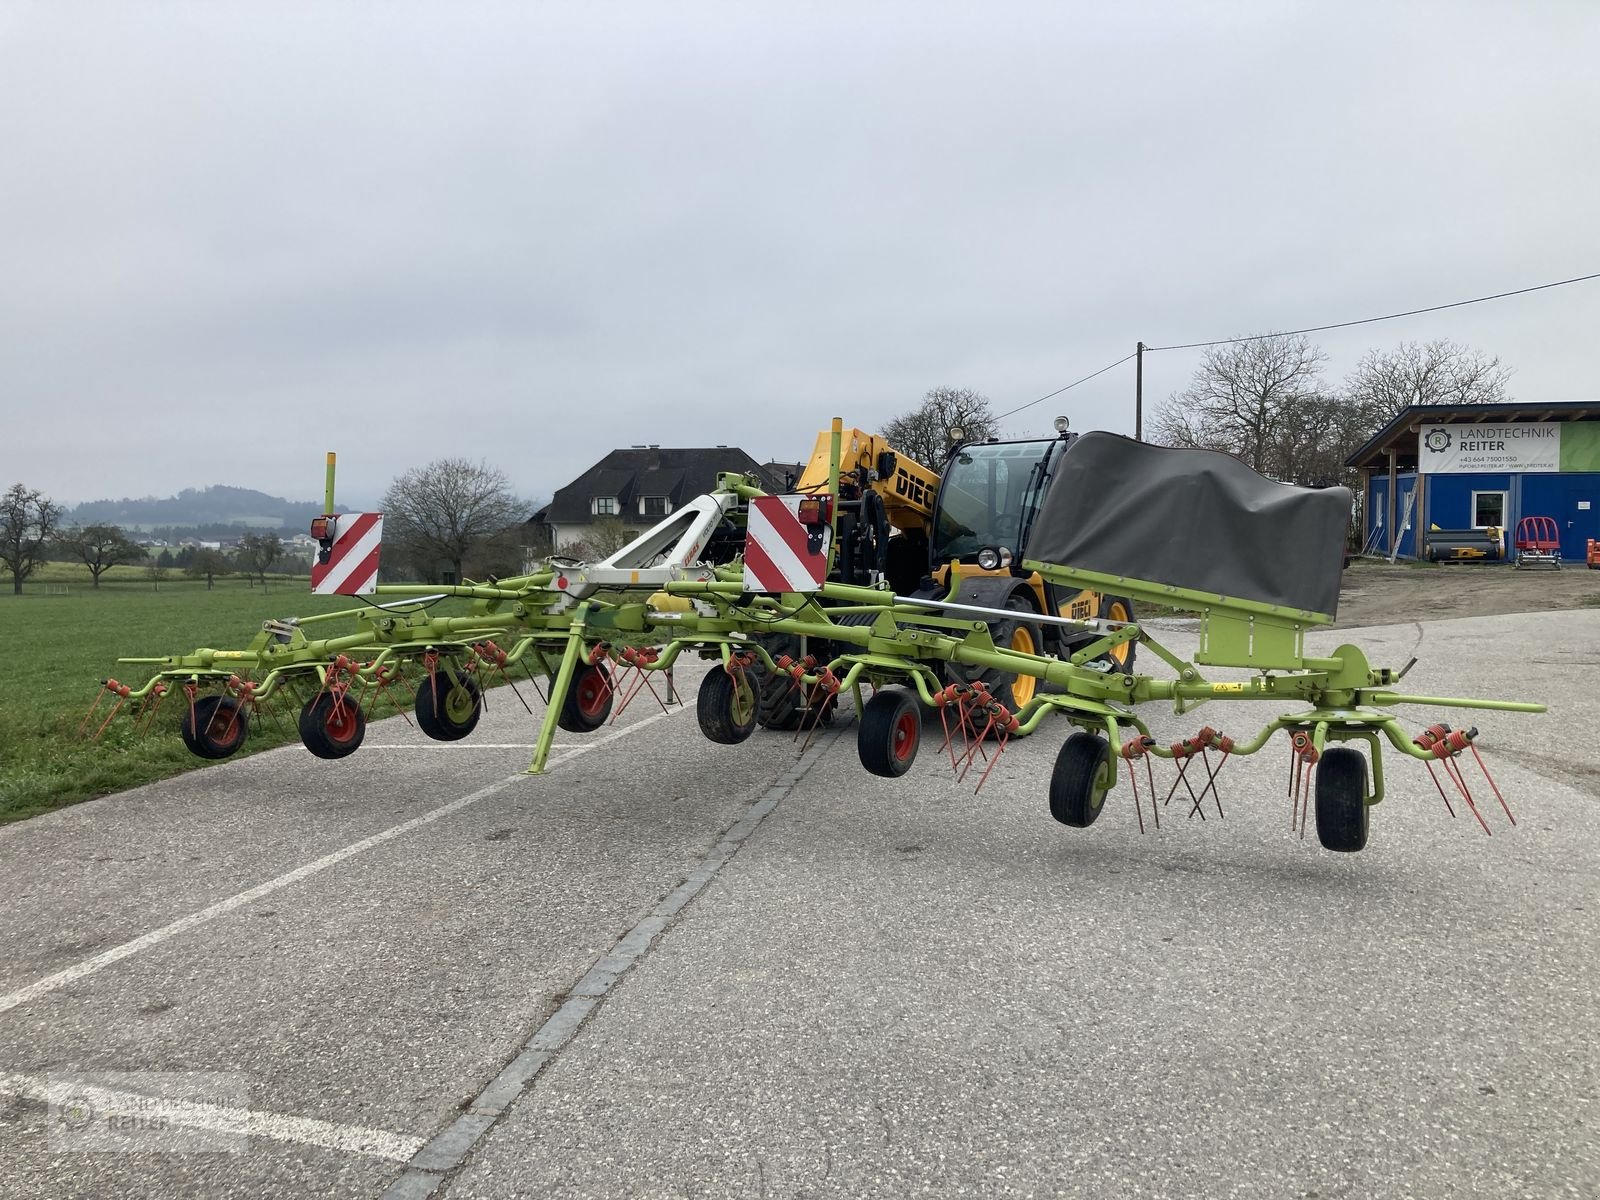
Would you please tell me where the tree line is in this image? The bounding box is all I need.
[4,346,1505,595]
[1149,337,1509,487]
[0,488,303,594]
[2,459,545,594]
[878,339,1509,492]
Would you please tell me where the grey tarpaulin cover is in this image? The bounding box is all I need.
[1026,432,1352,617]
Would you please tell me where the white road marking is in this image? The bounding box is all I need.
[0,1072,425,1162]
[0,706,692,1016]
[362,743,587,750]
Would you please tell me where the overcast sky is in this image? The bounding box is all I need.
[3,1,1597,509]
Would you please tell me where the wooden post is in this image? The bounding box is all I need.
[1135,342,1146,441]
[1386,449,1398,558]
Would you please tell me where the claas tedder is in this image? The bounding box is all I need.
[85,422,1544,854]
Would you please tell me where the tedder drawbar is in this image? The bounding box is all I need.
[86,425,1544,854]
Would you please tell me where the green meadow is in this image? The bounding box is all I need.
[0,565,360,822]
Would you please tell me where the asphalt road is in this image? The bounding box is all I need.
[1,609,1597,1199]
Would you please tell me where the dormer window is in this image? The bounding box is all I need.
[640,496,669,517]
[594,497,617,515]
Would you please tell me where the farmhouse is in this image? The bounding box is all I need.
[530,446,789,554]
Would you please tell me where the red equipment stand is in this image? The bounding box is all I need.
[1513,516,1561,569]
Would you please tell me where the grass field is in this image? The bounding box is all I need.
[0,567,360,822]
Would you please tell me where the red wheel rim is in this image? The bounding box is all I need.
[205,702,245,751]
[323,698,359,745]
[577,669,608,718]
[891,709,919,763]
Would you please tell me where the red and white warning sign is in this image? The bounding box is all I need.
[310,513,383,595]
[743,495,830,593]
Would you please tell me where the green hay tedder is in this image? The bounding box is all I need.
[86,425,1543,853]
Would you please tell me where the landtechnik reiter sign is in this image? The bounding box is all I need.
[1418,422,1561,474]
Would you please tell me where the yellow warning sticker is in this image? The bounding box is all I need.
[1211,682,1246,693]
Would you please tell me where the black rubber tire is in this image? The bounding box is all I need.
[180,695,250,760]
[858,689,921,778]
[557,661,613,733]
[1096,594,1138,675]
[697,668,758,745]
[753,632,807,731]
[1048,732,1112,827]
[947,592,1043,712]
[414,673,482,741]
[1314,747,1370,852]
[752,620,861,731]
[298,692,366,760]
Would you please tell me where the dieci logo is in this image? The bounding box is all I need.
[1424,429,1452,453]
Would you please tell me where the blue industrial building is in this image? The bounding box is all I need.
[1347,402,1600,562]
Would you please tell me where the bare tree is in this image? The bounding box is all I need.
[1151,334,1330,477]
[1265,393,1379,489]
[557,516,637,561]
[1345,339,1511,421]
[58,523,146,588]
[881,387,999,468]
[1,483,62,595]
[146,559,168,591]
[235,532,283,588]
[186,548,231,590]
[381,458,531,583]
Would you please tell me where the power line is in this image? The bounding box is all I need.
[996,268,1600,430]
[993,352,1135,421]
[1145,270,1600,352]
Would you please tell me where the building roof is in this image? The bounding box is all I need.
[533,447,785,524]
[1345,401,1597,470]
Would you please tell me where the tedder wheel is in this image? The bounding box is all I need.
[947,593,1043,713]
[298,692,366,760]
[557,661,613,733]
[858,689,921,778]
[696,667,758,744]
[180,695,250,760]
[1048,732,1112,827]
[414,673,482,741]
[1314,747,1370,853]
[1097,594,1138,675]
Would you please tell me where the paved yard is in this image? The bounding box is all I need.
[2,609,1596,1198]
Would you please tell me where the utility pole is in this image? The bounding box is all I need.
[1135,341,1146,441]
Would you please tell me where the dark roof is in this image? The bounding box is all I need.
[533,447,782,524]
[1345,401,1597,470]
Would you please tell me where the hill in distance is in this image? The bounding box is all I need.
[69,485,335,533]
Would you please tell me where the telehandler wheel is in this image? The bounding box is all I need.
[753,633,807,730]
[298,692,366,760]
[1098,595,1138,675]
[1314,747,1370,853]
[1049,732,1112,828]
[557,661,613,733]
[752,630,846,731]
[415,674,482,741]
[697,668,758,744]
[859,689,921,778]
[180,695,250,760]
[946,593,1043,714]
